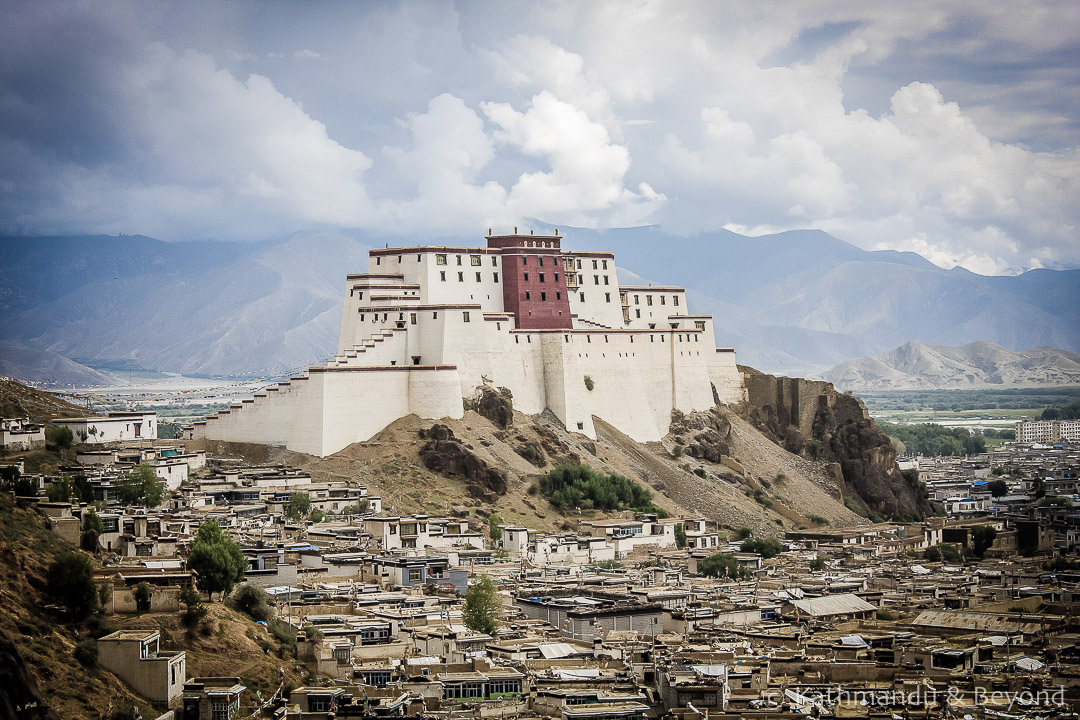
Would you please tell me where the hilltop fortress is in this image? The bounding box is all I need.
[189,232,745,457]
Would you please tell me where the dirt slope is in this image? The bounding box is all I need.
[194,392,870,537]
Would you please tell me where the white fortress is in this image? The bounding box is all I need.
[189,232,745,457]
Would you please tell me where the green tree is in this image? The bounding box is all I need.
[924,543,962,563]
[284,492,311,521]
[230,583,272,622]
[488,513,502,544]
[741,537,783,558]
[82,509,104,534]
[47,551,98,620]
[46,478,71,502]
[987,479,1009,497]
[115,464,165,507]
[462,575,501,636]
[698,552,748,579]
[1,466,37,496]
[674,523,687,549]
[134,581,152,611]
[187,520,248,601]
[735,526,753,540]
[45,425,74,449]
[309,509,326,524]
[971,526,998,558]
[809,557,826,571]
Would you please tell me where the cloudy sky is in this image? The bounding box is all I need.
[1,1,1077,274]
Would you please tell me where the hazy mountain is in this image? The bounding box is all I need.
[0,231,371,377]
[821,341,1080,390]
[0,340,115,387]
[1,226,1078,379]
[549,224,1080,372]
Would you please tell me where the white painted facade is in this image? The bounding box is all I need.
[191,234,745,457]
[55,412,157,444]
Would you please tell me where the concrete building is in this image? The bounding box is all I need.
[97,630,186,706]
[0,417,45,450]
[54,411,157,444]
[190,232,745,456]
[1015,418,1080,443]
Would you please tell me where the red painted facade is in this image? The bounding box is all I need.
[488,234,573,330]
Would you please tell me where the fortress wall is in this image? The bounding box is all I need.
[708,349,746,405]
[294,366,463,457]
[198,380,306,445]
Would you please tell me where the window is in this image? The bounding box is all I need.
[334,646,352,664]
[660,295,666,305]
[470,255,481,266]
[433,311,438,319]
[695,320,706,330]
[525,291,531,300]
[592,259,598,269]
[493,272,499,282]
[417,254,421,261]
[410,313,417,325]
[602,259,608,269]
[440,271,446,281]
[492,257,498,266]
[554,272,559,282]
[634,294,640,304]
[605,292,611,303]
[539,256,545,267]
[579,292,585,302]
[556,291,561,300]
[308,695,332,713]
[635,309,641,318]
[408,568,422,582]
[475,272,482,282]
[456,255,462,265]
[674,295,680,306]
[541,291,547,301]
[576,259,582,269]
[436,254,447,265]
[539,273,545,283]
[376,257,381,266]
[522,257,527,266]
[458,272,464,281]
[524,272,529,281]
[463,312,471,322]
[646,295,653,306]
[604,275,609,285]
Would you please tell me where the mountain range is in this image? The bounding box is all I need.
[0,227,1077,383]
[820,341,1080,391]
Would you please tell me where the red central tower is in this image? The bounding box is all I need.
[487,232,573,330]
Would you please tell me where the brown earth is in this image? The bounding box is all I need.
[0,379,86,421]
[0,492,306,718]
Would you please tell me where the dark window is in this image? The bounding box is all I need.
[475,272,482,282]
[440,271,446,281]
[458,272,464,281]
[539,273,545,283]
[605,292,611,303]
[463,312,470,322]
[525,291,531,300]
[556,291,561,300]
[493,272,499,283]
[524,272,529,281]
[541,291,547,301]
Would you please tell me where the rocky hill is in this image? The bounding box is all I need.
[739,367,933,519]
[0,377,87,420]
[0,492,307,718]
[821,340,1080,390]
[193,378,926,537]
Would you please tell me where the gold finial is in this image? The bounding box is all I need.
[555,228,559,236]
[514,226,518,234]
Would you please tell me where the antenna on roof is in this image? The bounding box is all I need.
[514,226,518,234]
[555,228,559,236]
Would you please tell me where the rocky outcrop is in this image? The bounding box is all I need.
[669,408,732,462]
[474,386,514,429]
[0,626,59,720]
[418,424,508,500]
[738,366,933,519]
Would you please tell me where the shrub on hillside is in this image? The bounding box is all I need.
[538,464,665,515]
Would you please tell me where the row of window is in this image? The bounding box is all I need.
[623,293,679,306]
[440,271,499,283]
